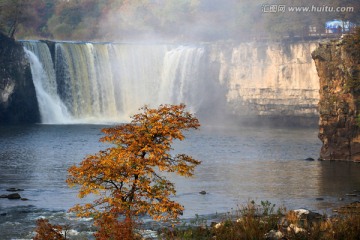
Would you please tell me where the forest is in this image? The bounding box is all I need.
[0,0,359,42]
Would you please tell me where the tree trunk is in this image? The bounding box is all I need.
[8,19,17,39]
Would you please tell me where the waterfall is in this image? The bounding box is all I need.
[23,43,72,124]
[23,41,206,124]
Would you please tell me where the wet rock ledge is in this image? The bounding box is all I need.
[0,33,40,124]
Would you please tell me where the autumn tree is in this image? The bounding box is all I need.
[33,219,67,240]
[67,104,201,239]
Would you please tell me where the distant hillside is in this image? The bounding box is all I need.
[0,0,359,42]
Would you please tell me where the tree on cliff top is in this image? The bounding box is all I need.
[0,0,35,38]
[67,104,201,239]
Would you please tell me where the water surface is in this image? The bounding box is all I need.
[1,125,360,239]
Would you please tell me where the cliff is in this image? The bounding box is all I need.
[1,39,322,125]
[0,33,39,123]
[312,31,360,161]
[210,41,320,126]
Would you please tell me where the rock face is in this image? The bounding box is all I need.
[0,33,40,124]
[312,35,360,161]
[1,38,321,125]
[210,41,320,126]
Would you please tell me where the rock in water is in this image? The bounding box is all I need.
[6,193,21,199]
[6,188,24,192]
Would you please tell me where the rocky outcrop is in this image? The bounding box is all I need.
[210,41,320,126]
[0,33,40,123]
[312,33,360,161]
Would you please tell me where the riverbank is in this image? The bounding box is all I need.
[36,200,358,239]
[3,197,360,239]
[157,200,360,240]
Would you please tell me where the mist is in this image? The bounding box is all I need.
[95,0,258,43]
[92,1,259,127]
[92,0,331,128]
[12,0,359,127]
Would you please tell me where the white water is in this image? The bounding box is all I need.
[24,41,206,124]
[23,47,72,124]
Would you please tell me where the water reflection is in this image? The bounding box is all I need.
[0,125,105,209]
[316,161,360,210]
[1,124,360,238]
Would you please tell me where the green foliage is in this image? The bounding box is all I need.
[2,0,360,40]
[343,27,360,95]
[356,114,360,127]
[343,27,360,62]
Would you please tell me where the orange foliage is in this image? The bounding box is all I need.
[33,219,65,240]
[67,104,201,238]
[93,213,138,240]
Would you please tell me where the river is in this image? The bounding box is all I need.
[1,124,360,239]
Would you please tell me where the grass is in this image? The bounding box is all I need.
[158,200,360,240]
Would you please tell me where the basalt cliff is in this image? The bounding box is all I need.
[312,32,360,161]
[0,33,39,123]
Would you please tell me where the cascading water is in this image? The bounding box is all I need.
[23,42,72,124]
[23,41,206,124]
